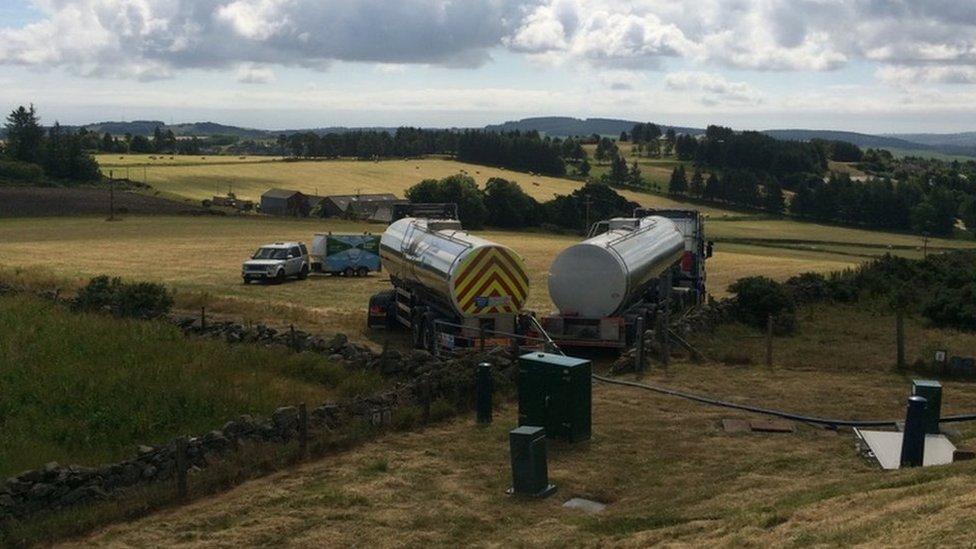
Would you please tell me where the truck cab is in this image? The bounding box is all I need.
[633,208,711,306]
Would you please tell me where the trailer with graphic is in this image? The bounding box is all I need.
[310,233,382,277]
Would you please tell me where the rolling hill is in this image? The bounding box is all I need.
[6,115,975,158]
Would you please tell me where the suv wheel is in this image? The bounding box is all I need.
[274,269,286,284]
[297,265,309,280]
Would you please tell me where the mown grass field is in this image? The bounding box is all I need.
[94,154,731,215]
[0,294,380,480]
[2,209,974,346]
[0,215,874,347]
[67,302,976,546]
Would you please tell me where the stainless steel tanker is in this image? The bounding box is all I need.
[548,216,685,318]
[377,217,530,319]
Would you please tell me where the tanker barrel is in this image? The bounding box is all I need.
[548,216,685,318]
[380,218,530,318]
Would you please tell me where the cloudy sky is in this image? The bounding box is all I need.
[3,0,976,133]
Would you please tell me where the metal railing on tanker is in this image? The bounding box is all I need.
[431,319,556,360]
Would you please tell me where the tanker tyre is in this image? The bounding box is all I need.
[357,266,369,277]
[343,267,354,278]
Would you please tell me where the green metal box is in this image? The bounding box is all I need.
[517,352,591,443]
[912,379,942,434]
[508,426,556,498]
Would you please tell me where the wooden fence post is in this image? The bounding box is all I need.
[175,437,188,501]
[766,314,774,368]
[299,403,309,459]
[634,316,646,374]
[200,306,206,332]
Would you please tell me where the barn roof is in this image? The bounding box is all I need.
[325,193,401,211]
[261,188,303,200]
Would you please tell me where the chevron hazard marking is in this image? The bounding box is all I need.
[451,246,529,315]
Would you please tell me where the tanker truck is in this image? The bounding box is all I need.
[541,210,710,349]
[367,217,531,351]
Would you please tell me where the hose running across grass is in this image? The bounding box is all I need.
[526,314,976,429]
[591,374,976,429]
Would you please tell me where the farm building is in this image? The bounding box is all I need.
[260,189,309,217]
[320,193,407,220]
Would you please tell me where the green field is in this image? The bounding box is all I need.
[0,294,379,479]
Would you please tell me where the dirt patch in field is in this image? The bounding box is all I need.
[0,186,206,217]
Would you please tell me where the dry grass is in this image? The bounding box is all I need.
[0,216,864,346]
[95,154,732,215]
[828,161,869,178]
[97,154,285,167]
[65,312,976,547]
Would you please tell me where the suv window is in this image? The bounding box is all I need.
[290,246,301,258]
[299,244,308,256]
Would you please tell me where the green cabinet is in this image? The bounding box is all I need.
[517,352,591,443]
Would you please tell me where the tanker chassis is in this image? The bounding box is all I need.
[541,210,711,349]
[367,217,531,351]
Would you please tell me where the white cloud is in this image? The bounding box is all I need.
[664,71,763,106]
[877,65,976,86]
[0,0,536,78]
[236,63,275,84]
[5,0,976,95]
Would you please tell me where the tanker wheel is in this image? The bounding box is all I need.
[356,266,369,277]
[343,267,354,277]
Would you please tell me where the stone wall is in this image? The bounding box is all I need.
[0,284,516,523]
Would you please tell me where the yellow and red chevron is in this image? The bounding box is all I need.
[451,246,529,315]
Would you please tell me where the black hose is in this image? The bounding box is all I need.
[592,374,900,429]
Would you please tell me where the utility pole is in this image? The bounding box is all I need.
[108,178,116,221]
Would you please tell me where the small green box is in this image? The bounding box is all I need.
[508,426,556,498]
[517,352,591,443]
[912,379,942,434]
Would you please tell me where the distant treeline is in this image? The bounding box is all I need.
[621,122,970,237]
[278,127,457,159]
[455,130,567,176]
[279,128,574,177]
[1,105,100,184]
[406,175,635,232]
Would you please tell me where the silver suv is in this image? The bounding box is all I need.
[242,242,310,284]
